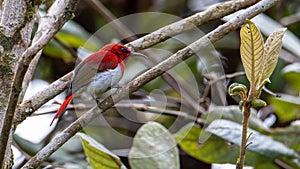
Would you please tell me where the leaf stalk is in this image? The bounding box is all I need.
[236,101,251,169]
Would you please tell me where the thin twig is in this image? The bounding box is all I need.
[16,72,73,124]
[201,71,245,102]
[116,103,205,124]
[262,86,281,97]
[274,159,295,169]
[280,12,300,26]
[84,0,133,38]
[18,12,42,106]
[209,71,246,85]
[18,50,43,105]
[21,0,280,167]
[30,95,184,116]
[53,36,78,59]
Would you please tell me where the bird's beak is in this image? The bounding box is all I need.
[130,51,147,58]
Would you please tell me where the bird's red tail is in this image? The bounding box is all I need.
[50,93,75,126]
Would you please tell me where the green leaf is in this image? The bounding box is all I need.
[228,83,247,99]
[129,122,179,169]
[251,98,267,107]
[258,28,286,87]
[202,106,270,133]
[43,40,73,62]
[43,20,100,62]
[271,122,300,152]
[174,123,239,164]
[77,133,127,169]
[59,21,99,51]
[174,123,273,166]
[269,94,300,123]
[206,119,299,159]
[240,19,264,95]
[255,162,281,169]
[281,63,300,92]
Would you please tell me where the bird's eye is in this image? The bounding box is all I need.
[120,47,129,53]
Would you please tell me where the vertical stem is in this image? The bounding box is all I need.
[237,102,251,169]
[0,0,28,167]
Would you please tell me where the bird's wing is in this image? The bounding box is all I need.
[71,61,99,92]
[71,56,120,93]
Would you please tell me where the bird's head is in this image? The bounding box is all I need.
[102,43,146,62]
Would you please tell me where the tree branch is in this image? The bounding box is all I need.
[0,0,26,37]
[0,0,39,167]
[18,51,42,104]
[129,0,261,50]
[21,0,280,167]
[16,72,73,124]
[16,0,260,126]
[0,0,79,167]
[86,0,207,114]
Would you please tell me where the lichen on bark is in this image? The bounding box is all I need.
[0,53,15,110]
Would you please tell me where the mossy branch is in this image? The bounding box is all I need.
[0,0,79,168]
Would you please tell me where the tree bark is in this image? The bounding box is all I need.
[0,0,79,168]
[0,0,37,167]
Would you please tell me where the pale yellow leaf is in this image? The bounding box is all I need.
[257,28,286,87]
[240,19,264,94]
[77,133,126,169]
